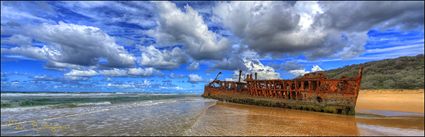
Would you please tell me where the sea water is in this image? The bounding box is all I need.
[1,93,215,136]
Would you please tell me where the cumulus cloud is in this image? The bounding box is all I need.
[212,48,280,80]
[225,58,281,81]
[213,54,247,71]
[242,59,280,80]
[45,61,84,70]
[63,67,161,78]
[280,61,304,71]
[311,65,323,72]
[65,69,97,77]
[1,46,53,61]
[100,68,128,77]
[289,65,323,77]
[188,74,203,83]
[212,46,255,71]
[213,2,309,54]
[213,1,424,59]
[139,45,188,69]
[31,74,88,86]
[2,1,423,92]
[2,22,136,69]
[148,1,230,60]
[169,73,185,78]
[128,67,161,76]
[100,67,161,77]
[1,34,32,46]
[315,1,424,31]
[187,61,200,70]
[288,69,309,77]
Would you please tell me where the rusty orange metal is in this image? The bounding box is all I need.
[203,66,364,115]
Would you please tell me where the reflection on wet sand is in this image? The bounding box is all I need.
[187,102,424,136]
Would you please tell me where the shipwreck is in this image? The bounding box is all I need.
[203,67,363,115]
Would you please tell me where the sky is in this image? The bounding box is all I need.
[1,1,424,94]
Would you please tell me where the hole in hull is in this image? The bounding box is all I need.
[337,109,343,114]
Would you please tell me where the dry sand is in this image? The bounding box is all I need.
[356,89,424,113]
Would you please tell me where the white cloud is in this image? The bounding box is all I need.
[100,68,161,77]
[213,2,316,55]
[45,61,84,70]
[289,65,324,77]
[1,34,32,46]
[212,46,256,71]
[1,46,53,61]
[0,2,53,25]
[107,83,135,88]
[106,80,153,89]
[62,67,160,78]
[169,73,185,78]
[60,1,156,29]
[242,58,280,80]
[128,67,161,76]
[188,74,203,83]
[187,61,199,70]
[289,69,310,77]
[65,69,97,77]
[218,49,280,80]
[316,1,424,31]
[2,22,136,68]
[100,68,128,77]
[311,65,323,72]
[139,45,187,69]
[212,1,423,60]
[148,1,230,60]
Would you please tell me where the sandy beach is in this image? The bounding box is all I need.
[188,89,425,136]
[356,89,424,114]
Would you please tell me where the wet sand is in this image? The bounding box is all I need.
[188,102,424,136]
[187,89,425,136]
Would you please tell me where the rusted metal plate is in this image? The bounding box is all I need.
[203,66,364,115]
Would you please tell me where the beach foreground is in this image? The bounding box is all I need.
[1,90,424,136]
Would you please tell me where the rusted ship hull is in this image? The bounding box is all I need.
[203,67,363,115]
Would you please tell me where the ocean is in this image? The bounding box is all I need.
[1,92,423,136]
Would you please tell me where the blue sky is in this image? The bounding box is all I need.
[1,1,424,94]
